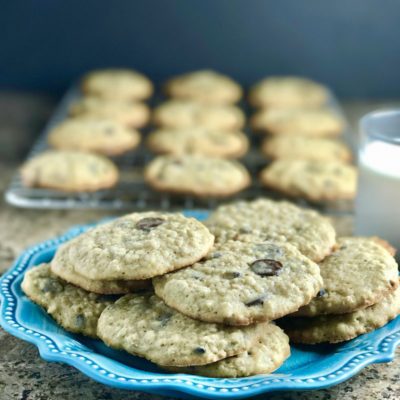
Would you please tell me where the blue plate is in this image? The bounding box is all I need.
[1,210,400,399]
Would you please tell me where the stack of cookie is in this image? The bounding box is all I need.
[249,76,357,203]
[280,237,400,343]
[145,70,251,198]
[20,68,153,192]
[205,199,400,344]
[21,210,290,377]
[21,199,400,377]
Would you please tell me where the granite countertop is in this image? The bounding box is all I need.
[0,93,399,400]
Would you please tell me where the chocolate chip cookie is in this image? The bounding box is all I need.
[262,136,352,162]
[294,237,399,317]
[153,100,245,131]
[21,263,115,337]
[147,127,249,158]
[251,108,344,137]
[69,97,150,128]
[166,323,290,377]
[52,212,214,281]
[165,70,242,104]
[280,284,400,344]
[20,150,119,192]
[51,257,151,295]
[260,159,357,202]
[97,293,261,366]
[145,155,251,197]
[249,76,329,108]
[48,117,141,156]
[153,240,322,325]
[82,68,153,101]
[206,199,336,262]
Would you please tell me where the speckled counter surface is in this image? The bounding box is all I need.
[1,94,400,400]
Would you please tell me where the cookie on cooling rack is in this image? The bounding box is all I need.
[69,96,150,128]
[251,108,344,137]
[260,159,357,202]
[153,100,245,131]
[82,68,153,101]
[262,136,352,162]
[48,117,141,156]
[249,76,329,108]
[147,127,249,158]
[144,154,251,197]
[165,70,242,104]
[20,150,119,192]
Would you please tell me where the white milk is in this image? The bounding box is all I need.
[355,141,400,248]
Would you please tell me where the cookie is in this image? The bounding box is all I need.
[20,150,119,192]
[205,199,336,262]
[165,323,290,377]
[52,212,214,281]
[260,160,357,202]
[82,68,153,101]
[146,127,249,158]
[165,70,242,104]
[153,240,322,325]
[69,96,150,128]
[280,284,400,344]
[51,257,151,295]
[153,100,245,131]
[262,136,352,163]
[97,292,261,367]
[294,237,399,317]
[48,117,141,156]
[144,155,251,197]
[21,264,115,338]
[249,76,329,108]
[251,108,344,137]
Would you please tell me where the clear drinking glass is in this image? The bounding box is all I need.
[355,109,400,250]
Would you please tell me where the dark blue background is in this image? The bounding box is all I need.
[1,0,400,97]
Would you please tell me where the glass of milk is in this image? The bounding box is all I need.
[355,109,400,249]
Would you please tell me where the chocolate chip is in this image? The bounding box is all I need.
[194,347,206,354]
[136,217,165,231]
[157,313,172,327]
[223,271,241,279]
[317,289,326,297]
[191,273,203,281]
[75,314,86,328]
[41,279,64,294]
[209,251,223,259]
[239,227,252,234]
[250,259,283,277]
[96,294,118,303]
[245,296,266,307]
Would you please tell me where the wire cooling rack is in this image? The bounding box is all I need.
[4,83,354,213]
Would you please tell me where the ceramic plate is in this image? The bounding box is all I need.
[1,211,400,400]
